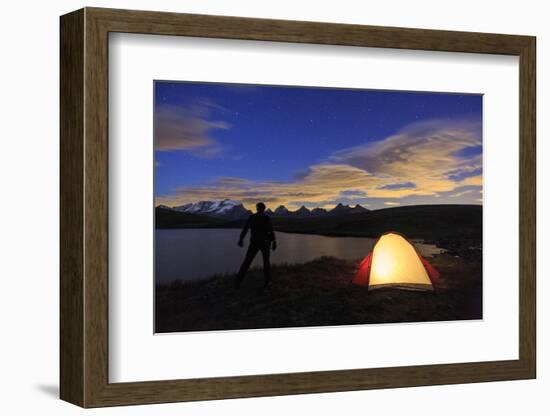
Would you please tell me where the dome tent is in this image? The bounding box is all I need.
[352,232,440,290]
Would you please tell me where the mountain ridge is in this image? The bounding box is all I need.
[161,199,370,219]
[172,199,252,219]
[155,204,482,260]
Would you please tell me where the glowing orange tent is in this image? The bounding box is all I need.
[352,232,439,290]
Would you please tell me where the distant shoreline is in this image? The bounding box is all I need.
[155,204,482,258]
[157,227,381,239]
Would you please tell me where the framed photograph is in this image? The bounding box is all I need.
[60,7,536,408]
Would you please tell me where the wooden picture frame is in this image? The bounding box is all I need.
[60,7,536,408]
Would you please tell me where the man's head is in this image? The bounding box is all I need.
[256,202,266,213]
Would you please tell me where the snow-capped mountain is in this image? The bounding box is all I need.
[349,204,369,214]
[328,203,369,215]
[273,205,290,216]
[271,203,369,217]
[162,200,369,219]
[292,206,311,217]
[311,207,328,216]
[173,199,251,219]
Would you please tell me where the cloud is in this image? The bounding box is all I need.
[330,119,482,198]
[448,167,482,181]
[461,175,482,186]
[378,182,416,190]
[156,164,375,209]
[384,201,401,206]
[156,118,483,210]
[449,189,473,198]
[155,103,230,157]
[340,190,367,197]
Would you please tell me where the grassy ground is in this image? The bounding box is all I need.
[155,253,482,333]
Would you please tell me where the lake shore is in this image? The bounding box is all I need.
[156,204,482,260]
[155,228,445,284]
[155,253,482,333]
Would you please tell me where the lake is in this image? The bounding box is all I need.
[155,228,443,284]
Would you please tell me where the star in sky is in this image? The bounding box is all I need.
[154,81,482,210]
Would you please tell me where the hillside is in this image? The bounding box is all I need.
[270,204,480,239]
[156,254,482,333]
[158,203,480,236]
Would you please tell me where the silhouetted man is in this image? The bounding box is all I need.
[235,202,277,288]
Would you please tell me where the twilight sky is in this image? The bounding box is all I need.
[154,81,482,210]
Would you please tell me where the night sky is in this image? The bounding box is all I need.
[154,81,482,210]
